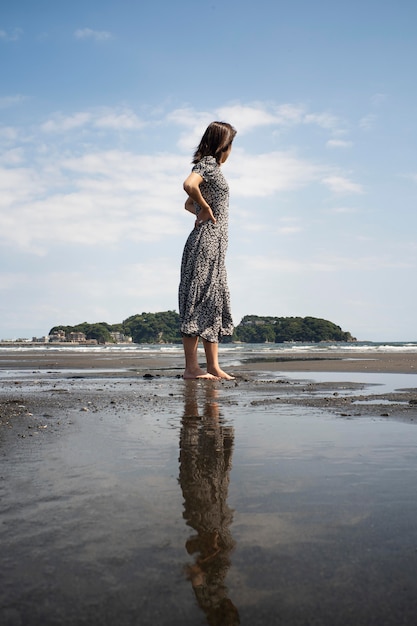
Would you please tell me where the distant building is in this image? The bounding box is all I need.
[32,336,50,343]
[68,332,86,343]
[49,330,66,342]
[110,332,132,343]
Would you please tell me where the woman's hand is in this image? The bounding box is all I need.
[195,206,216,227]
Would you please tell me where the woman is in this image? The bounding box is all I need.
[179,121,237,380]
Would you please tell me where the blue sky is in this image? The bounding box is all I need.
[1,0,416,341]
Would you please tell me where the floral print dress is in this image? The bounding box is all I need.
[179,156,234,342]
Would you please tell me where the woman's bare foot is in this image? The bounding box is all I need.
[183,367,219,380]
[207,368,235,380]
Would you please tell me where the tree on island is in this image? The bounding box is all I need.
[49,312,355,344]
[49,321,118,344]
[123,311,182,343]
[235,315,355,343]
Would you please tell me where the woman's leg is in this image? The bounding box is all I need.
[202,339,235,380]
[182,336,219,379]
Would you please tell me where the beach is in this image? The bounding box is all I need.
[1,343,417,372]
[1,345,417,625]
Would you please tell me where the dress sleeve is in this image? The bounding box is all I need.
[192,156,217,182]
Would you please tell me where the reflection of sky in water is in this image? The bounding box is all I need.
[226,402,417,621]
[266,370,417,394]
[0,368,125,379]
[1,379,417,624]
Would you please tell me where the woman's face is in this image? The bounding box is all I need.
[220,142,233,164]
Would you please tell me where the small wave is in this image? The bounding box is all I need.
[1,341,417,356]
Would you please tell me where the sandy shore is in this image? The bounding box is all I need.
[1,347,417,373]
[1,348,417,429]
[235,350,417,374]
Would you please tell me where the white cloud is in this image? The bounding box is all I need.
[275,103,306,125]
[0,103,365,257]
[0,166,46,208]
[371,93,387,106]
[167,103,298,141]
[0,148,25,165]
[216,104,284,133]
[322,176,363,194]
[0,126,20,143]
[120,260,180,300]
[94,110,145,130]
[359,114,377,130]
[235,213,302,235]
[304,112,341,130]
[277,226,302,234]
[169,102,348,150]
[404,173,417,183]
[41,112,92,133]
[228,150,322,197]
[326,139,353,149]
[166,108,214,152]
[0,28,23,42]
[0,149,186,251]
[326,206,358,214]
[0,272,27,290]
[166,107,211,129]
[44,260,179,302]
[41,108,144,133]
[217,103,339,134]
[227,249,417,333]
[240,254,334,273]
[2,100,416,340]
[0,95,26,108]
[235,253,412,275]
[74,28,113,41]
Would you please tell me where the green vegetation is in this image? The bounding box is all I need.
[235,315,355,343]
[49,312,355,344]
[49,321,122,344]
[123,311,182,344]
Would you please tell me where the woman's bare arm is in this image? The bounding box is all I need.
[183,172,216,224]
[184,196,196,214]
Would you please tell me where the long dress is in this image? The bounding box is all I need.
[179,156,234,343]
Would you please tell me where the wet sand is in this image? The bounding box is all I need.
[235,350,417,373]
[1,346,417,373]
[1,349,417,625]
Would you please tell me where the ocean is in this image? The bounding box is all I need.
[1,340,417,355]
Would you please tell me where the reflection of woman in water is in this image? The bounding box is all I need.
[179,381,240,625]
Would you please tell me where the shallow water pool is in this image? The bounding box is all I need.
[1,379,417,625]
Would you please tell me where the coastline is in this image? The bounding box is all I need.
[1,346,417,373]
[235,350,417,374]
[1,347,416,428]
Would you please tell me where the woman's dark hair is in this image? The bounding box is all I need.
[193,121,237,164]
